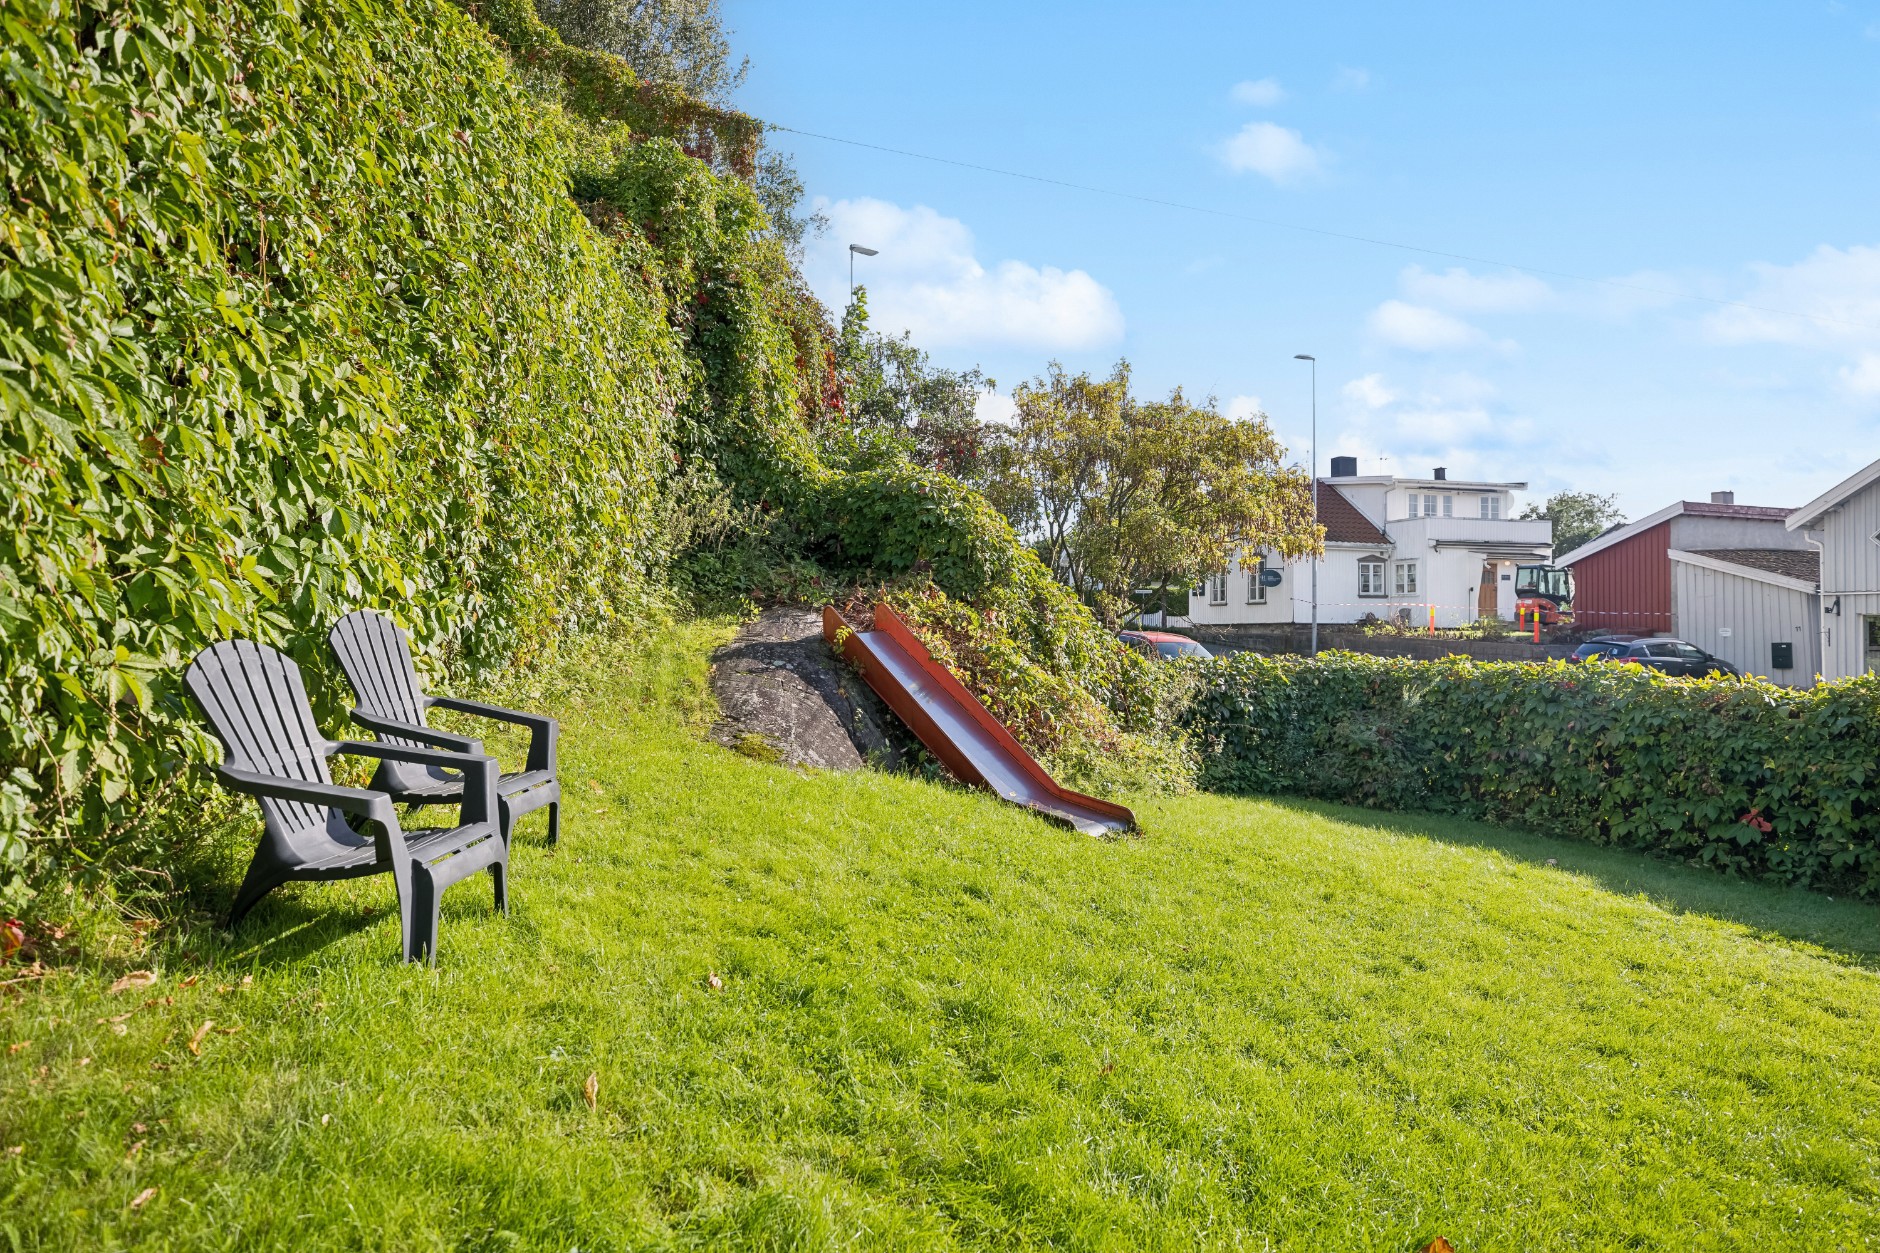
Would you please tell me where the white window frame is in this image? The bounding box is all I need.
[1442,495,1454,518]
[1480,494,1503,520]
[1394,560,1419,596]
[1209,573,1228,606]
[1247,558,1268,605]
[1358,560,1386,597]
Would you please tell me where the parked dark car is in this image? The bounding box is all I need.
[1570,635,1740,677]
[1118,630,1214,661]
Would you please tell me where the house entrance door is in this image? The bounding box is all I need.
[1866,616,1880,674]
[1478,562,1499,620]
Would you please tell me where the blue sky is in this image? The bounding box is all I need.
[726,1,1880,518]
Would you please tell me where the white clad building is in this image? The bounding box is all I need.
[1187,458,1553,630]
[1788,456,1880,682]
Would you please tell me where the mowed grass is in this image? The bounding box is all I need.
[3,629,1879,1251]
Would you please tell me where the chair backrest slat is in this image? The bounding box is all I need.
[329,610,429,737]
[185,640,332,838]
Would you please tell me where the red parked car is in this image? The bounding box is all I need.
[1118,630,1214,661]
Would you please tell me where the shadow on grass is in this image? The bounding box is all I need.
[1264,795,1880,969]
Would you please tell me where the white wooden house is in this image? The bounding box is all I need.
[1788,455,1880,682]
[1187,458,1553,630]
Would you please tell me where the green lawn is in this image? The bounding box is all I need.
[4,627,1879,1251]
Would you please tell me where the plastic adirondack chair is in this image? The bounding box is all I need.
[328,610,561,848]
[185,639,508,965]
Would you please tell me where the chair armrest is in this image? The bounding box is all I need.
[427,695,558,774]
[348,709,483,755]
[214,767,396,827]
[332,742,500,829]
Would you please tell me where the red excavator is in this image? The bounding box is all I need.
[1515,564,1574,626]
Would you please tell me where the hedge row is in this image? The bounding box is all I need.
[1185,652,1880,896]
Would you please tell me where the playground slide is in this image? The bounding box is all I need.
[823,604,1137,836]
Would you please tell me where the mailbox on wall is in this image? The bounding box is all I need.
[1771,641,1795,671]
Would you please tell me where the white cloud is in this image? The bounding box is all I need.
[809,198,1124,351]
[1219,122,1325,185]
[1332,66,1371,92]
[1705,243,1880,349]
[1400,265,1554,313]
[974,390,1020,426]
[1343,373,1397,409]
[1367,300,1492,351]
[1225,394,1265,421]
[1703,243,1880,397]
[1843,354,1880,395]
[1230,78,1286,106]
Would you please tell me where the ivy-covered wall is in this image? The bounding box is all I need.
[1185,651,1880,896]
[0,0,697,904]
[1,0,1193,911]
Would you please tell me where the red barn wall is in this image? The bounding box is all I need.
[1571,521,1672,634]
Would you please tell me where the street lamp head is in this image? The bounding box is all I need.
[1293,354,1315,361]
[849,244,879,256]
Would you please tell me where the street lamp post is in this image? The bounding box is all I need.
[1294,354,1318,656]
[848,243,878,296]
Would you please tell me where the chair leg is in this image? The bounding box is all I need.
[497,796,515,851]
[490,858,508,917]
[546,800,560,846]
[225,860,282,931]
[403,865,440,965]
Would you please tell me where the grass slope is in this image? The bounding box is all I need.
[3,626,1878,1251]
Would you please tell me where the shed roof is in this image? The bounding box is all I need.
[1686,548,1820,582]
[1556,499,1794,566]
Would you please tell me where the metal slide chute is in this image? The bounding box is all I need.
[823,604,1137,836]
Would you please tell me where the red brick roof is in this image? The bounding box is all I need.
[1317,482,1389,546]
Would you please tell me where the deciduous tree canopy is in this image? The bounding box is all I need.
[980,364,1319,622]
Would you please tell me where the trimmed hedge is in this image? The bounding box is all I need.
[1186,652,1880,896]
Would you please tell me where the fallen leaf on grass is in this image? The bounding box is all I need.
[1545,858,1558,866]
[129,1186,157,1210]
[320,1113,330,1126]
[2,920,26,959]
[1419,1239,1455,1253]
[179,975,198,988]
[583,1072,598,1109]
[218,1025,241,1035]
[126,1140,144,1159]
[187,1021,213,1056]
[110,971,157,995]
[7,1041,27,1054]
[585,779,603,795]
[706,973,724,991]
[132,1122,146,1133]
[77,1057,91,1067]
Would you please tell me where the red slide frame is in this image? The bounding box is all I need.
[823,604,1136,836]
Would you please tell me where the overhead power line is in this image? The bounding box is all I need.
[769,122,1880,338]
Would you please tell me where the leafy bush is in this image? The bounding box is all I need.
[1187,651,1880,895]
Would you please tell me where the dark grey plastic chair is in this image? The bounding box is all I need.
[328,610,560,847]
[185,639,507,965]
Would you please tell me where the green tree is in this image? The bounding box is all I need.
[1520,490,1626,557]
[980,363,1319,623]
[831,289,992,478]
[533,0,824,253]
